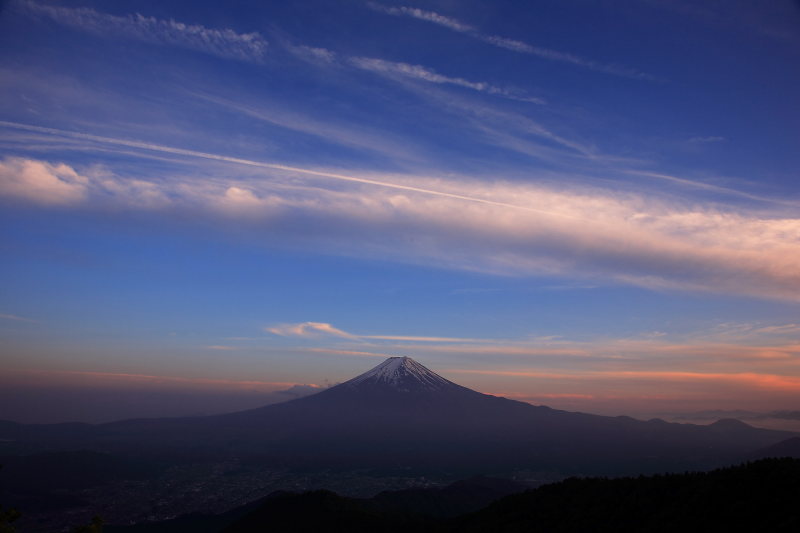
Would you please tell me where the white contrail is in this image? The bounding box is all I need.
[0,120,578,219]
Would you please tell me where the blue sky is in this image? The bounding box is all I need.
[1,0,800,425]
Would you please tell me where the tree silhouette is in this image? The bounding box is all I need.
[71,515,104,533]
[0,466,21,533]
[0,505,21,533]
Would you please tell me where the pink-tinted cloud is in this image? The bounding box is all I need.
[0,157,88,205]
[266,322,492,343]
[2,128,800,301]
[0,155,169,207]
[266,322,356,339]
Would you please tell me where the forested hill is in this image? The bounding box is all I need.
[452,457,800,532]
[111,458,800,532]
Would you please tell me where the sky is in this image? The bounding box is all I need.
[1,0,800,428]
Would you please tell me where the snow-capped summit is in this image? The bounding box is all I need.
[342,356,461,393]
[95,356,793,476]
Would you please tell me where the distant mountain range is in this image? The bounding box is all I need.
[1,357,796,475]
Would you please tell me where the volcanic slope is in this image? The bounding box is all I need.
[90,357,794,473]
[2,357,795,474]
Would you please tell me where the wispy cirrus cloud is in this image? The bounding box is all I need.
[370,4,472,33]
[416,88,594,157]
[308,348,392,358]
[623,169,800,207]
[367,3,656,81]
[285,42,546,106]
[286,44,338,64]
[2,121,800,302]
[266,322,482,343]
[343,332,800,370]
[13,0,267,63]
[361,334,487,342]
[705,322,800,343]
[266,44,592,162]
[688,136,726,144]
[263,327,800,414]
[0,313,38,323]
[191,92,430,164]
[350,57,546,104]
[753,324,800,335]
[451,368,800,393]
[266,322,800,375]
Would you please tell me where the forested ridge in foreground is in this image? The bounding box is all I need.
[450,457,800,532]
[108,458,800,532]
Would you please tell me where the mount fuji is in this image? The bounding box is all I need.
[338,356,464,393]
[218,356,540,431]
[2,357,796,475]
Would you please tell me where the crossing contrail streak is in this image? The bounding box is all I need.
[0,120,578,219]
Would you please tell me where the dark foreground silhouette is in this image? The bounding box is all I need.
[108,458,800,532]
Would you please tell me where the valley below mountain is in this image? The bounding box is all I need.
[103,458,800,533]
[2,357,798,531]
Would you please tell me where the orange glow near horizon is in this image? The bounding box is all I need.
[446,368,800,391]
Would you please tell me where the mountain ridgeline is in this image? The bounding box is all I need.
[3,357,800,532]
[1,357,796,476]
